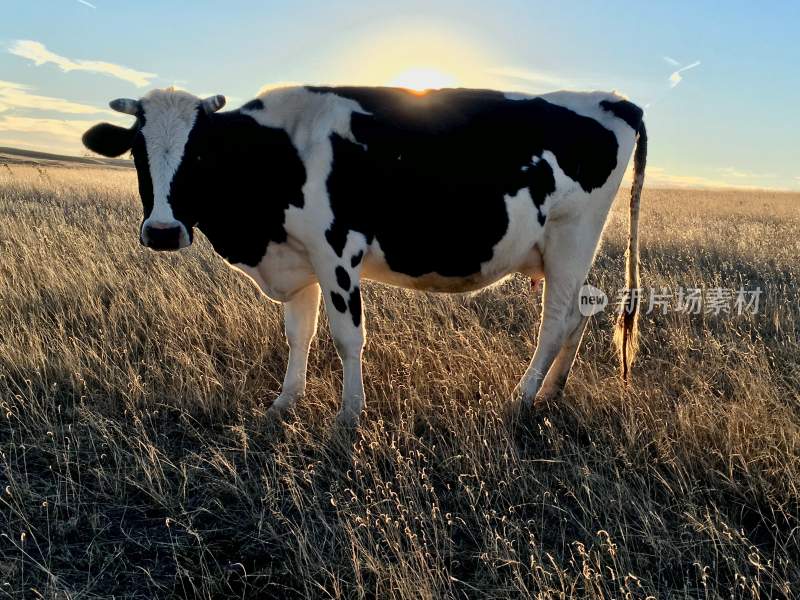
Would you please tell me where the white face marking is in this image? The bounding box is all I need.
[139,90,199,243]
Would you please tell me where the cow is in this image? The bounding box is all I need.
[82,85,646,426]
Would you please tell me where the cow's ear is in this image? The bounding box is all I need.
[201,95,226,114]
[82,123,135,157]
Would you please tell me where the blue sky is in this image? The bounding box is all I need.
[2,0,798,190]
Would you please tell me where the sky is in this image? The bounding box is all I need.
[2,0,799,190]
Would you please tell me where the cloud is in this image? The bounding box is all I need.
[77,0,96,7]
[0,115,96,139]
[715,166,776,179]
[650,169,745,189]
[0,134,84,156]
[668,60,700,88]
[623,164,794,191]
[0,80,109,115]
[486,66,572,91]
[8,40,156,87]
[0,116,105,155]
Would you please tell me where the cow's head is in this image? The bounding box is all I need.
[82,88,226,251]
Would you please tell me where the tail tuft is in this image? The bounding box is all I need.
[614,290,639,382]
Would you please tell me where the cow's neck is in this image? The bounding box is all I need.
[196,111,306,267]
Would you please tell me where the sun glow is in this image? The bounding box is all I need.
[388,67,459,92]
[334,22,497,92]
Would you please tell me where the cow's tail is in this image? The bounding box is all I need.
[613,120,646,383]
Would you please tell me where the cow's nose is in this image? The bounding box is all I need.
[142,223,183,251]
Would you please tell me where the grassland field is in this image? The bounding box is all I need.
[0,160,798,599]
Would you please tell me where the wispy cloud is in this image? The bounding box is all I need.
[8,40,156,87]
[624,164,794,191]
[76,0,96,8]
[643,57,703,108]
[715,166,776,179]
[0,115,97,139]
[0,118,93,155]
[668,60,701,88]
[486,66,572,92]
[0,80,109,115]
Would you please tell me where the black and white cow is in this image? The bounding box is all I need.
[82,85,646,426]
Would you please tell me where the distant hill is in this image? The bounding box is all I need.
[0,146,133,169]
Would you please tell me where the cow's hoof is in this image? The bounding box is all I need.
[335,410,360,429]
[533,391,559,410]
[517,393,537,412]
[503,393,534,424]
[504,398,524,420]
[267,395,297,420]
[265,407,285,425]
[533,388,564,407]
[506,386,529,408]
[506,391,552,419]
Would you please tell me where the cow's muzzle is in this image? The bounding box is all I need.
[141,221,191,251]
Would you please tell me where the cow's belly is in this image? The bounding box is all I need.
[362,243,543,293]
[361,186,546,293]
[361,258,511,292]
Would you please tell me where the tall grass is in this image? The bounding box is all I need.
[1,165,798,598]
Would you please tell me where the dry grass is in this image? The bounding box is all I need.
[1,164,798,599]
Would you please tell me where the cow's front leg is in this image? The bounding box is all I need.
[315,251,366,427]
[269,283,321,415]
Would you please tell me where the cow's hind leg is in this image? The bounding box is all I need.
[517,272,584,407]
[269,283,321,414]
[537,314,590,401]
[517,218,602,408]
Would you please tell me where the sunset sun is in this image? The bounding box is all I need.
[387,67,459,91]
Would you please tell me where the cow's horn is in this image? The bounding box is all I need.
[109,98,141,115]
[201,95,226,113]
